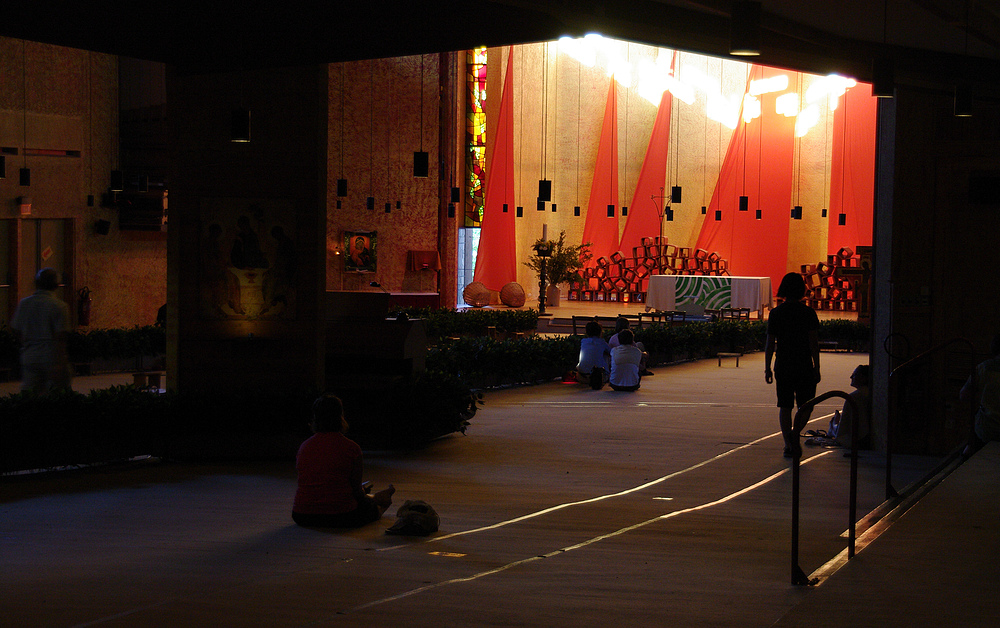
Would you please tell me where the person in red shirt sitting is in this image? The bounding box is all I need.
[292,394,395,528]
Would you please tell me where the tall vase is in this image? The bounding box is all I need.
[546,284,561,308]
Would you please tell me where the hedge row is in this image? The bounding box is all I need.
[428,319,870,389]
[0,372,483,472]
[388,307,539,342]
[0,325,167,371]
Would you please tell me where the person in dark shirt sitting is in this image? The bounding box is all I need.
[292,394,394,528]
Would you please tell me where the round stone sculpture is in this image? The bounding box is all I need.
[499,282,526,308]
[462,281,491,308]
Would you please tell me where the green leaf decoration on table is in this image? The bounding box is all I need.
[674,277,733,309]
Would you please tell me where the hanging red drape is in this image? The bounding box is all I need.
[695,65,795,288]
[828,82,876,256]
[581,77,620,266]
[619,52,676,257]
[473,47,517,292]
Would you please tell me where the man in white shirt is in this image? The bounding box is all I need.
[608,316,653,376]
[11,268,71,393]
[610,329,643,392]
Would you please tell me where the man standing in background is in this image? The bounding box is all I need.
[11,268,72,393]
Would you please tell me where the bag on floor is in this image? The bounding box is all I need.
[385,500,440,536]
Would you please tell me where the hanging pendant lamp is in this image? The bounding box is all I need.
[231,107,251,142]
[730,1,762,56]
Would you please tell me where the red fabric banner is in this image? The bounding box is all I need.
[581,77,620,266]
[828,82,876,255]
[620,52,675,257]
[695,65,795,288]
[473,48,518,291]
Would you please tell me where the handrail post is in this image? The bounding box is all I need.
[790,389,858,585]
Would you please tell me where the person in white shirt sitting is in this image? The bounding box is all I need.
[610,329,643,392]
[608,317,653,376]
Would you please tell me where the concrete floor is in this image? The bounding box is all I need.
[2,352,996,627]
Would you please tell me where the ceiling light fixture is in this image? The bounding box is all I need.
[730,2,762,57]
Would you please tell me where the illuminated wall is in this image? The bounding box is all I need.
[480,37,874,299]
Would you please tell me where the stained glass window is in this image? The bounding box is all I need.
[465,47,487,226]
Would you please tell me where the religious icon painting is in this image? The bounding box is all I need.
[344,231,377,273]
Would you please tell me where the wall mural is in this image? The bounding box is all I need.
[200,198,297,320]
[344,231,377,273]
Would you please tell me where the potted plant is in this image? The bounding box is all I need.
[524,231,591,307]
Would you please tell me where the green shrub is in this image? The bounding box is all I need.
[338,370,483,449]
[67,325,167,363]
[427,334,577,388]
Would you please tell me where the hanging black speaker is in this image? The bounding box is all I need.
[574,206,581,216]
[451,187,461,203]
[503,203,509,213]
[739,195,748,211]
[607,204,615,217]
[622,206,628,216]
[366,197,375,210]
[551,204,557,213]
[337,179,347,197]
[538,179,552,202]
[715,209,722,221]
[838,213,847,226]
[110,169,124,192]
[756,209,762,220]
[671,186,682,204]
[447,203,455,218]
[516,206,523,217]
[413,151,429,178]
[20,167,30,187]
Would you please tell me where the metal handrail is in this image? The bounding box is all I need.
[790,390,859,586]
[886,337,974,500]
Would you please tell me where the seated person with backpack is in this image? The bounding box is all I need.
[577,320,611,390]
[830,364,870,449]
[293,394,395,528]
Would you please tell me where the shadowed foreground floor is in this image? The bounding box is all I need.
[3,352,997,627]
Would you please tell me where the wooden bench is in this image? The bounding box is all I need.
[717,352,742,367]
[719,307,751,320]
[133,371,165,390]
[571,315,632,335]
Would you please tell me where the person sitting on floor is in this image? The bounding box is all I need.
[608,316,653,376]
[960,333,1000,456]
[292,394,395,528]
[610,329,643,392]
[831,364,871,449]
[577,320,611,390]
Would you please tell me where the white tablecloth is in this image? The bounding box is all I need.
[646,275,773,315]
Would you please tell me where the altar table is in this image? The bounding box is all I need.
[646,275,772,317]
